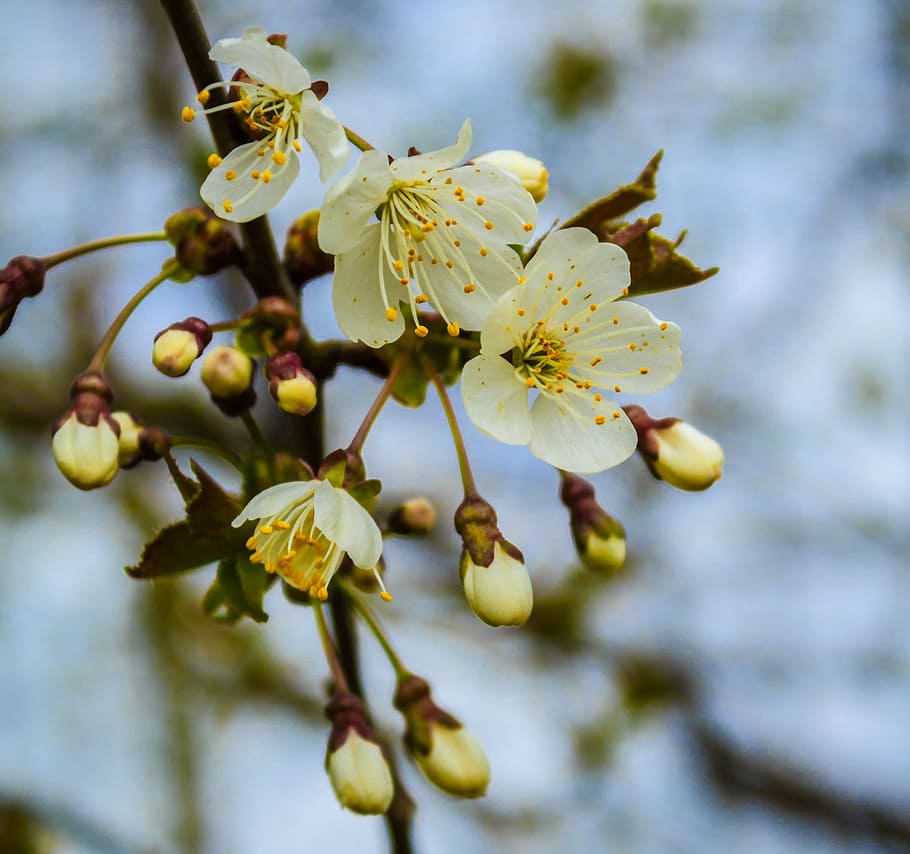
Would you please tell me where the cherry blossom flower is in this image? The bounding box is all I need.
[318,120,538,347]
[461,228,682,474]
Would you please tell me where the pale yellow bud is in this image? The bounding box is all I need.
[200,345,254,398]
[474,150,549,202]
[110,411,142,467]
[580,528,626,574]
[153,329,200,377]
[650,421,724,492]
[460,541,533,627]
[326,732,394,815]
[274,373,317,416]
[416,722,490,798]
[52,413,119,490]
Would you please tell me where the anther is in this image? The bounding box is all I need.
[475,196,485,205]
[415,294,428,304]
[274,520,290,530]
[447,322,460,336]
[614,384,622,392]
[639,367,649,374]
[246,536,257,549]
[612,317,619,325]
[517,308,526,316]
[523,223,534,232]
[561,297,569,306]
[272,151,287,165]
[660,322,668,330]
[261,170,272,183]
[590,357,602,366]
[524,377,535,387]
[251,170,260,180]
[463,283,476,293]
[589,304,598,312]
[225,170,236,181]
[484,221,494,230]
[181,106,196,122]
[480,248,488,257]
[386,307,398,322]
[196,90,211,105]
[259,525,273,535]
[414,325,429,338]
[223,200,233,213]
[207,153,222,169]
[293,140,302,152]
[595,415,606,425]
[393,260,404,270]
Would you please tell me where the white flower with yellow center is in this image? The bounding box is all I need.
[318,120,538,347]
[186,27,348,223]
[232,479,384,601]
[461,228,682,474]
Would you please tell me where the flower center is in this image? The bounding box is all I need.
[514,325,576,392]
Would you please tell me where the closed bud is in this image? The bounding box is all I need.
[387,497,437,536]
[153,317,212,377]
[560,474,626,574]
[164,206,241,276]
[284,210,334,286]
[237,297,300,354]
[52,372,120,490]
[625,405,724,492]
[473,150,549,202]
[394,674,490,798]
[264,352,317,416]
[324,692,394,815]
[0,255,46,336]
[460,541,534,627]
[200,345,256,415]
[110,411,143,468]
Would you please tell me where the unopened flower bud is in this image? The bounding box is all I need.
[284,210,334,286]
[52,372,120,490]
[394,674,490,798]
[625,405,724,492]
[387,497,437,536]
[264,352,317,416]
[0,255,46,336]
[325,691,394,815]
[201,345,256,415]
[164,206,241,276]
[560,474,626,573]
[237,297,301,354]
[455,495,533,627]
[111,411,143,468]
[153,317,212,377]
[473,150,549,202]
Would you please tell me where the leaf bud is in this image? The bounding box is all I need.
[152,317,212,377]
[324,691,394,815]
[559,474,626,574]
[0,255,46,336]
[387,497,437,536]
[394,674,490,798]
[624,405,724,492]
[473,150,549,202]
[200,345,256,416]
[455,495,533,627]
[164,206,241,276]
[283,210,334,286]
[52,372,120,490]
[264,351,317,416]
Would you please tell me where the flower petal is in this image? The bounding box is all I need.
[478,278,538,355]
[572,302,682,393]
[298,90,349,182]
[232,480,318,527]
[201,140,300,222]
[390,119,472,181]
[461,354,532,445]
[313,480,383,569]
[332,224,405,347]
[528,394,637,473]
[210,29,311,93]
[319,150,393,254]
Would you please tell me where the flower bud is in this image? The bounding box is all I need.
[152,317,212,377]
[387,497,437,536]
[237,297,301,354]
[625,405,724,492]
[0,255,46,336]
[325,691,394,815]
[264,352,317,416]
[52,372,120,490]
[395,674,490,798]
[560,474,626,574]
[200,345,256,415]
[110,411,143,468]
[164,206,241,276]
[455,495,533,627]
[473,150,549,202]
[284,210,334,286]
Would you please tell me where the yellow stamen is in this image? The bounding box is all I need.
[415,325,429,338]
[225,170,236,181]
[386,307,398,322]
[223,200,233,213]
[207,153,222,169]
[261,170,272,183]
[196,90,211,105]
[447,322,460,336]
[181,106,196,122]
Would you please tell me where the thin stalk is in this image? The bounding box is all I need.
[346,591,407,678]
[430,372,477,496]
[170,436,244,471]
[87,265,173,373]
[347,354,407,455]
[240,411,276,482]
[43,233,168,269]
[344,126,375,151]
[313,603,349,692]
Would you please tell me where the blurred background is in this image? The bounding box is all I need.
[1,0,908,852]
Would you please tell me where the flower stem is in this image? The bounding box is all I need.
[346,591,408,678]
[313,602,350,693]
[43,232,168,269]
[170,436,244,471]
[344,126,375,151]
[347,354,407,455]
[86,263,174,373]
[430,372,478,497]
[240,411,276,482]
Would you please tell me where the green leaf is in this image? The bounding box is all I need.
[348,478,382,509]
[203,556,269,623]
[391,354,431,407]
[186,460,243,533]
[125,520,243,579]
[163,453,200,504]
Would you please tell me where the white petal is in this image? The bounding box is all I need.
[232,480,317,526]
[210,31,311,93]
[332,224,405,347]
[478,279,537,355]
[435,164,538,245]
[390,119,472,182]
[461,354,532,445]
[298,91,349,182]
[528,394,637,474]
[319,151,393,254]
[573,303,682,393]
[201,140,300,222]
[313,481,383,569]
